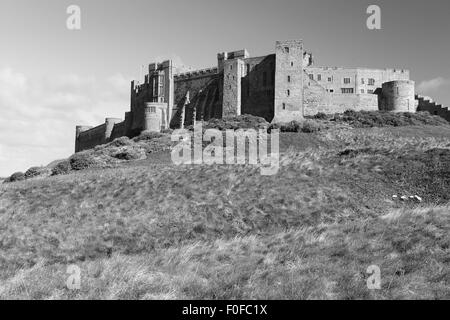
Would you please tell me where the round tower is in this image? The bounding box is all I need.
[380,80,415,112]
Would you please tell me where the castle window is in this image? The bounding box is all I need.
[287,89,290,96]
[282,103,286,110]
[368,78,375,86]
[361,78,365,84]
[285,47,289,53]
[309,74,314,80]
[317,74,322,81]
[287,75,291,82]
[150,106,156,113]
[291,62,294,67]
[341,88,354,94]
[330,89,334,93]
[328,77,332,82]
[343,78,351,84]
[361,89,365,93]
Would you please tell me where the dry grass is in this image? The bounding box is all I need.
[0,124,449,299]
[0,205,447,300]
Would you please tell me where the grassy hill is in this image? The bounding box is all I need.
[0,112,449,299]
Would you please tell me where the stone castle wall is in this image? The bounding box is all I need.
[240,55,276,121]
[273,40,304,122]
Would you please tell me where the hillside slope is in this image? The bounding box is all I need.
[0,119,449,299]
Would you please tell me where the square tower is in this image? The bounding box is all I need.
[147,60,174,126]
[222,58,245,117]
[274,40,304,122]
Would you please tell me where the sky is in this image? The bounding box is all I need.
[0,0,449,176]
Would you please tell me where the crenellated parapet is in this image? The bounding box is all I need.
[174,67,218,81]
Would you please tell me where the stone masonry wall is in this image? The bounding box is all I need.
[241,55,276,121]
[76,123,107,152]
[273,40,304,122]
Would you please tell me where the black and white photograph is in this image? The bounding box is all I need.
[0,0,449,307]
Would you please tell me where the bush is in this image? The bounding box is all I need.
[51,160,71,176]
[24,167,45,179]
[269,120,322,133]
[331,110,449,128]
[9,172,25,182]
[133,131,164,142]
[313,112,329,120]
[112,149,143,161]
[278,121,302,132]
[161,128,174,134]
[191,115,269,131]
[300,120,323,133]
[108,136,133,147]
[69,153,97,171]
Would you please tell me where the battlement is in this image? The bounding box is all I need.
[174,67,218,80]
[385,68,408,73]
[218,49,250,61]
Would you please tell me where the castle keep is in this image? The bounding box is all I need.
[75,39,450,152]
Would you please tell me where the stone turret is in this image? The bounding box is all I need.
[379,80,415,112]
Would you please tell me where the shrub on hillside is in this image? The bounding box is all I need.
[112,148,144,161]
[191,115,269,131]
[279,121,301,132]
[331,110,448,128]
[51,160,71,176]
[312,112,329,120]
[24,167,46,179]
[161,128,174,134]
[133,131,165,142]
[69,153,97,171]
[108,136,133,147]
[269,120,323,133]
[8,172,25,182]
[300,120,323,133]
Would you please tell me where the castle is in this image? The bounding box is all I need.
[75,39,450,152]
